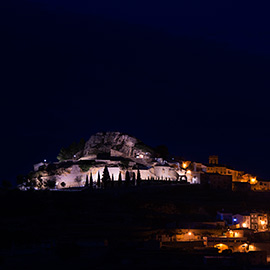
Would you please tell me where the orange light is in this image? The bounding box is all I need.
[250,177,257,184]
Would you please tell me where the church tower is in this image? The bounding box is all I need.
[209,155,218,165]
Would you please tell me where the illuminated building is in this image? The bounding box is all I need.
[178,161,207,184]
[251,180,270,191]
[206,155,244,182]
[232,214,251,229]
[232,212,268,232]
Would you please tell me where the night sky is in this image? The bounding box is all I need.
[1,0,270,184]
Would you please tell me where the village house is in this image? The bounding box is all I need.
[251,179,270,191]
[232,212,268,232]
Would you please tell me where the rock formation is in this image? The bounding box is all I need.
[82,131,154,159]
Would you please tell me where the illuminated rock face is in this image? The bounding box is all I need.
[83,131,152,159]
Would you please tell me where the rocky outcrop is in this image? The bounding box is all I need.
[82,131,154,158]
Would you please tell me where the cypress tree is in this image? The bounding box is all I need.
[125,171,130,186]
[102,165,111,188]
[118,172,122,187]
[85,174,89,187]
[97,172,101,188]
[111,174,114,188]
[90,173,93,189]
[137,169,141,186]
[132,172,136,186]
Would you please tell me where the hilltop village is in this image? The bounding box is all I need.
[0,132,270,268]
[23,131,268,192]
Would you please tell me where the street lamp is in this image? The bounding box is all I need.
[188,231,192,242]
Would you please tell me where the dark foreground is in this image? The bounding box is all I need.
[1,184,270,269]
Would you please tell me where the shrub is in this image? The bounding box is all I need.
[78,160,94,172]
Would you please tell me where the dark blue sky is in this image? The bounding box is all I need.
[1,0,270,183]
[29,0,270,54]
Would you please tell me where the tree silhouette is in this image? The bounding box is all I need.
[125,171,130,186]
[132,172,136,186]
[137,169,141,186]
[57,138,85,161]
[97,172,101,188]
[85,174,89,187]
[102,166,110,188]
[90,173,93,189]
[118,172,122,187]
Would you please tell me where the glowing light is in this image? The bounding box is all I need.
[214,243,229,253]
[188,232,192,236]
[260,220,266,225]
[242,223,247,228]
[250,177,257,184]
[182,162,187,169]
[187,170,191,174]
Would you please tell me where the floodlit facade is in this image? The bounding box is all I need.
[29,150,263,192]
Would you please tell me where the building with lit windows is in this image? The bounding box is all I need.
[251,180,270,191]
[232,212,268,232]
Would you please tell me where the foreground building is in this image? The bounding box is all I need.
[232,212,268,232]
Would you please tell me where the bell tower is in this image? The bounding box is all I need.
[209,155,218,165]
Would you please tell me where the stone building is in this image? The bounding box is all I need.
[206,155,244,182]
